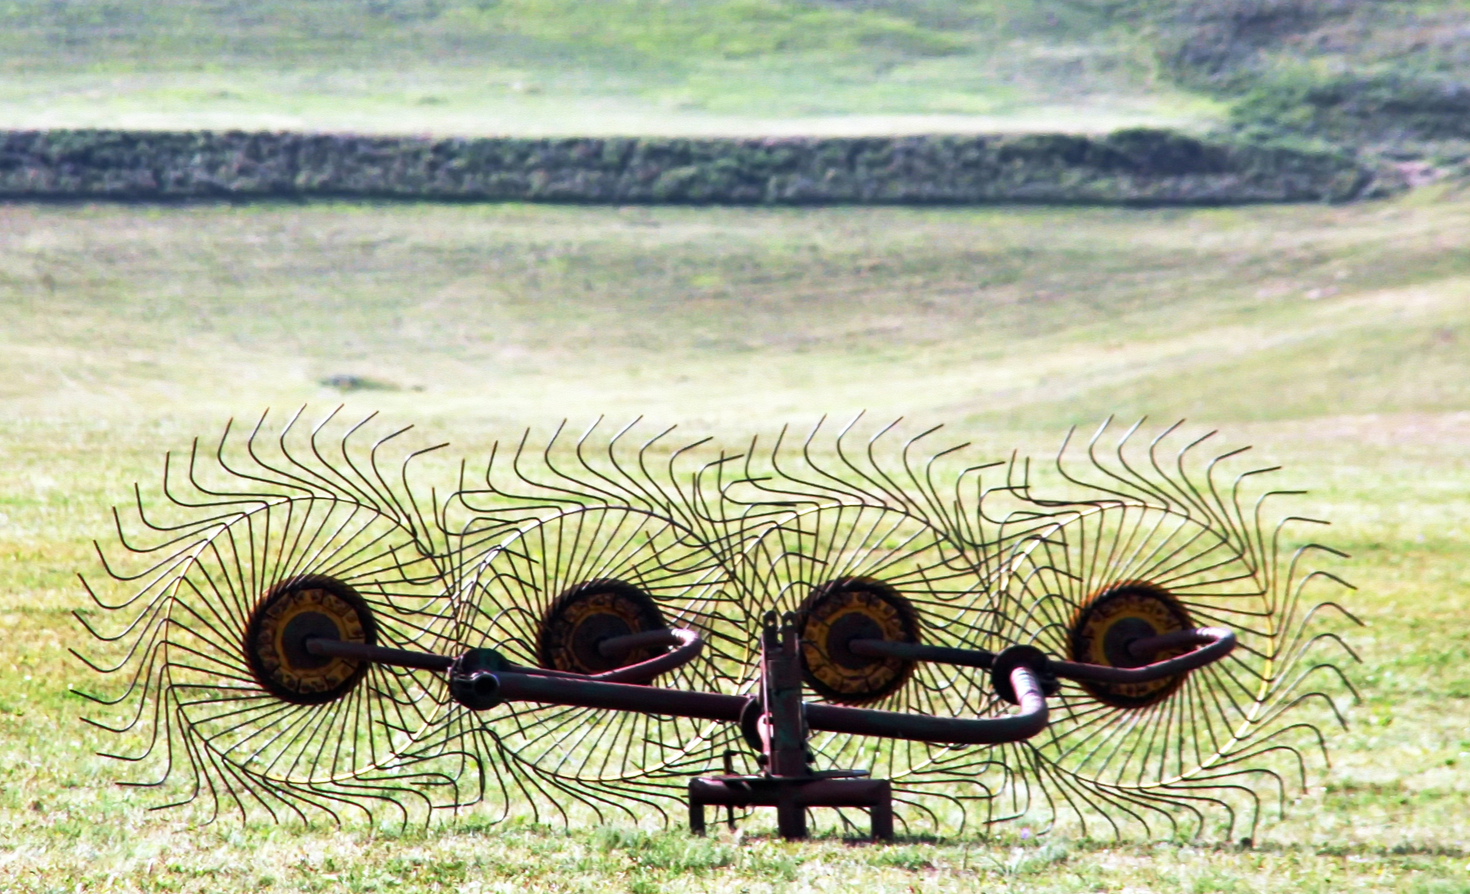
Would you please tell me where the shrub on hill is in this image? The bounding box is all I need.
[1232,71,1470,146]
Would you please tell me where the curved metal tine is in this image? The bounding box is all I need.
[1277,537,1357,632]
[724,420,823,505]
[1138,424,1213,521]
[1089,418,1182,509]
[718,425,800,510]
[145,449,265,531]
[893,426,982,541]
[534,418,642,506]
[1047,418,1144,504]
[831,416,955,516]
[307,420,446,590]
[284,492,441,600]
[796,415,886,503]
[1230,724,1330,790]
[80,628,254,736]
[762,417,875,506]
[1166,667,1211,776]
[1202,450,1277,553]
[1169,427,1240,525]
[147,733,213,816]
[1267,514,1333,612]
[1272,565,1358,661]
[326,422,448,582]
[1256,668,1357,733]
[484,425,570,505]
[1065,421,1211,537]
[840,416,932,508]
[328,412,420,514]
[457,422,616,520]
[368,435,452,560]
[1283,631,1363,684]
[71,568,180,645]
[1202,739,1309,804]
[984,450,1036,518]
[1164,427,1266,552]
[683,447,733,519]
[105,492,224,570]
[947,457,1007,549]
[1034,757,1121,839]
[147,434,268,516]
[1081,780,1181,841]
[75,624,175,723]
[88,680,167,762]
[1123,419,1193,505]
[594,420,697,519]
[1170,776,1267,838]
[1224,477,1291,575]
[213,409,322,499]
[101,671,185,769]
[263,406,380,505]
[1140,423,1228,530]
[276,407,398,515]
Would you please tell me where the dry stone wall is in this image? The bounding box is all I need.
[0,128,1392,204]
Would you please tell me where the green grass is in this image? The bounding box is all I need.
[6,1,1467,151]
[0,0,1219,136]
[2,187,1470,890]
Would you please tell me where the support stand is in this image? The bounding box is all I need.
[688,612,895,841]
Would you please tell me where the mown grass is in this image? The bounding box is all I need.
[0,0,1215,136]
[2,187,1469,890]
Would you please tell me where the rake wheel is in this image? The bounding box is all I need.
[988,420,1362,839]
[418,421,757,826]
[798,577,921,705]
[727,418,1022,835]
[71,411,1361,839]
[73,409,461,825]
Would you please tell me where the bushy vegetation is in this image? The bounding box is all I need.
[1232,71,1470,146]
[0,127,1385,204]
[1152,0,1470,154]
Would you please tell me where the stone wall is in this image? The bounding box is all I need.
[0,128,1392,205]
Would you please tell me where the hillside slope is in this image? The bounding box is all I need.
[1,1,1462,160]
[0,0,1211,136]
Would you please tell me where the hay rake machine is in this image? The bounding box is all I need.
[73,410,1360,840]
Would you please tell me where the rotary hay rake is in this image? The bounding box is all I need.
[73,409,1361,840]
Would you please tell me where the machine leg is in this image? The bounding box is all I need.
[776,800,807,840]
[690,799,706,836]
[870,800,894,841]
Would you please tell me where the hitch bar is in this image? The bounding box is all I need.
[306,625,1232,747]
[848,626,1235,686]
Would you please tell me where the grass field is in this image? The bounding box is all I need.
[2,1,1469,889]
[0,0,1217,136]
[2,186,1469,891]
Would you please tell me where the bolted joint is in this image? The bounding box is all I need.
[990,644,1061,705]
[449,648,511,711]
